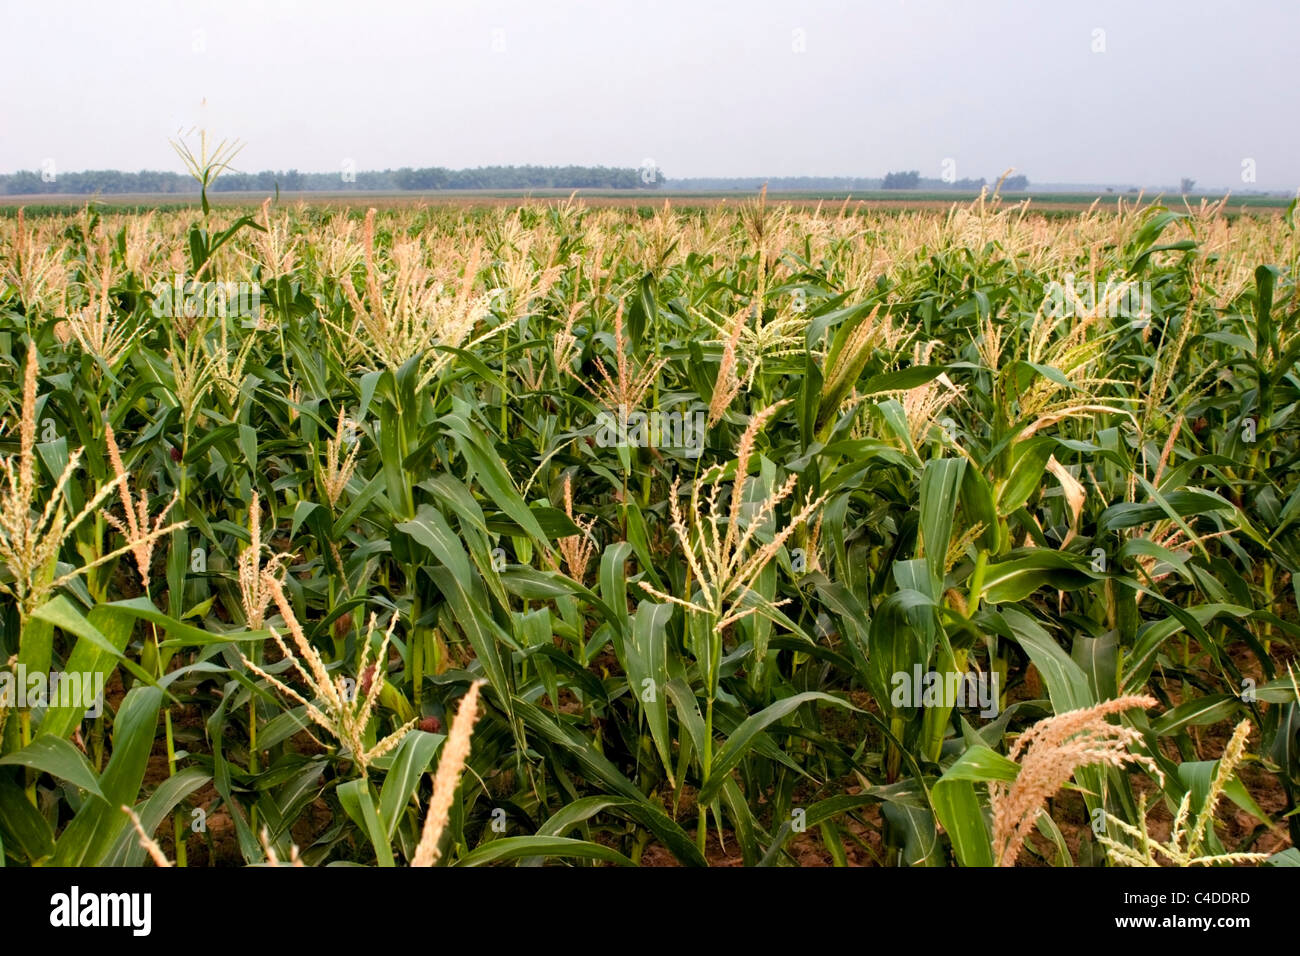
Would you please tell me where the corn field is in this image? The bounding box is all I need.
[1,188,1297,868]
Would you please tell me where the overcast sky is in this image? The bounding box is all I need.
[3,0,1297,189]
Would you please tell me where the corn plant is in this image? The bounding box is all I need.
[0,190,1295,867]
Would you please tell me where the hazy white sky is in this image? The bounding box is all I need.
[3,0,1297,189]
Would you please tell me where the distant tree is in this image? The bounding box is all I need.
[1180,177,1196,194]
[881,170,921,190]
[1001,174,1029,191]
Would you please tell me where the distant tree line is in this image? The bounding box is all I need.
[0,169,199,194]
[0,165,1032,195]
[0,164,664,195]
[878,171,1028,191]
